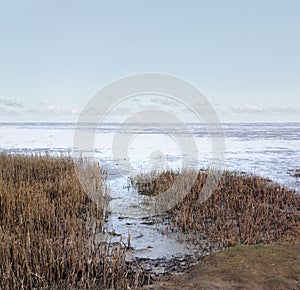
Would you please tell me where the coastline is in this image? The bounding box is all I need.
[1,153,299,289]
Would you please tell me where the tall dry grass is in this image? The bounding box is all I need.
[131,169,300,248]
[0,153,145,289]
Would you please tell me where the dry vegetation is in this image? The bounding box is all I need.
[2,153,299,289]
[0,153,146,289]
[130,169,300,248]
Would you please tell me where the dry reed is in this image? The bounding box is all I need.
[0,152,146,289]
[130,169,300,248]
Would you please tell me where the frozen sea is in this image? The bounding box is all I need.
[1,121,299,190]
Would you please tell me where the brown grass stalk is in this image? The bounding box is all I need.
[0,152,146,289]
[130,169,300,248]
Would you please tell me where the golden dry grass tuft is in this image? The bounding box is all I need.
[131,169,300,248]
[0,153,146,289]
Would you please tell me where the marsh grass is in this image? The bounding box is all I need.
[0,153,146,289]
[130,169,300,248]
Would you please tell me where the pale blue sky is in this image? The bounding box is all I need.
[0,0,299,122]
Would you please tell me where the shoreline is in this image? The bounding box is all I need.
[0,153,299,289]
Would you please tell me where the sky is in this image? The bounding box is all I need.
[0,0,300,122]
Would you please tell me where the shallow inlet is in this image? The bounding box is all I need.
[93,174,220,275]
[103,176,204,260]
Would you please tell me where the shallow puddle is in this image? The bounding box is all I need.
[103,176,203,261]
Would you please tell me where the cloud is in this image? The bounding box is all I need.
[149,97,179,107]
[0,99,24,108]
[230,104,300,115]
[26,103,79,116]
[0,99,24,116]
[0,98,80,121]
[268,105,300,114]
[1,97,299,122]
[231,104,265,113]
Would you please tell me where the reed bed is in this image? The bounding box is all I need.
[0,153,146,289]
[130,169,300,248]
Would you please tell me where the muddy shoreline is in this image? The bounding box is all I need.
[102,174,224,280]
[103,169,300,284]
